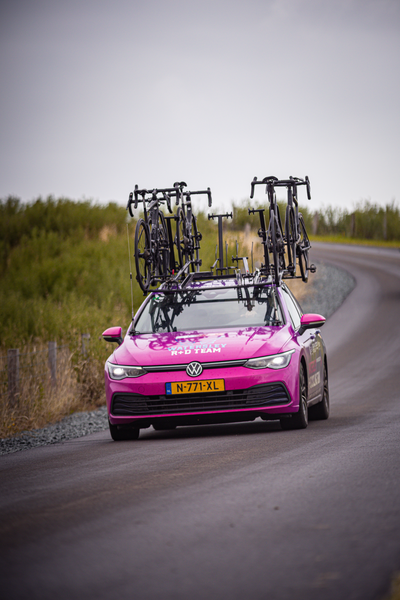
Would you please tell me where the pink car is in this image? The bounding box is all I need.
[103,279,329,440]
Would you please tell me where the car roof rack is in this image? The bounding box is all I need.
[127,176,316,297]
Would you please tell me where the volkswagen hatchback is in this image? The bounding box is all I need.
[103,278,329,440]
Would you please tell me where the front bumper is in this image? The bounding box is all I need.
[105,363,300,427]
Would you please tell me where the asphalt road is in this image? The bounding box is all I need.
[1,244,400,600]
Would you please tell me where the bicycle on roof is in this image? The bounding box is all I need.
[250,176,287,286]
[127,185,178,293]
[283,176,313,281]
[175,184,212,273]
[250,175,315,284]
[126,175,315,294]
[127,182,213,293]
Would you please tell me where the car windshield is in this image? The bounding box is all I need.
[134,285,283,333]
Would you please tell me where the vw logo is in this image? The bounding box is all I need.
[186,362,203,377]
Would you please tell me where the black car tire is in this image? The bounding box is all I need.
[109,421,140,441]
[309,363,329,420]
[280,364,308,430]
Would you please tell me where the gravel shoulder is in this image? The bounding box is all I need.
[0,260,355,456]
[0,406,109,455]
[288,259,355,317]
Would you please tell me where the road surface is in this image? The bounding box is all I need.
[1,243,400,600]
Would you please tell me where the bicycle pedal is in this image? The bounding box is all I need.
[310,264,317,273]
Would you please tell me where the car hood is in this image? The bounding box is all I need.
[111,327,293,366]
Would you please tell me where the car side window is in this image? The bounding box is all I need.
[286,286,304,316]
[280,286,302,330]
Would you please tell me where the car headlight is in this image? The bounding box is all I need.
[244,349,295,370]
[107,362,146,380]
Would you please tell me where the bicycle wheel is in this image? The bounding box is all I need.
[176,210,198,270]
[269,214,280,286]
[275,205,286,274]
[134,219,151,293]
[175,207,186,269]
[149,211,170,281]
[189,214,200,272]
[297,213,311,283]
[285,205,297,276]
[256,210,270,276]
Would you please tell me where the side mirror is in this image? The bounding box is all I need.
[298,314,325,336]
[102,326,123,345]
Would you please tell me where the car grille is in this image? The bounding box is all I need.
[111,383,290,416]
[143,358,247,372]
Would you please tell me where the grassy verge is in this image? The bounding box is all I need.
[309,234,400,248]
[0,345,104,438]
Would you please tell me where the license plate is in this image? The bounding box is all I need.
[166,379,225,395]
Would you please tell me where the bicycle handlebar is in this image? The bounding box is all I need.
[126,185,144,217]
[173,181,187,205]
[250,176,311,200]
[185,188,212,207]
[289,176,311,200]
[250,176,277,199]
[127,183,212,214]
[127,184,184,215]
[305,176,311,200]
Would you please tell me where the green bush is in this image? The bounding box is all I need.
[309,200,400,241]
[0,196,127,276]
[0,199,223,353]
[228,197,400,242]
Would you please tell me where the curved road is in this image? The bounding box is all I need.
[1,244,400,600]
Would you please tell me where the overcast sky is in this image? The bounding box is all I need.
[1,0,399,214]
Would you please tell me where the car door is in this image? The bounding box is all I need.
[280,285,324,402]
